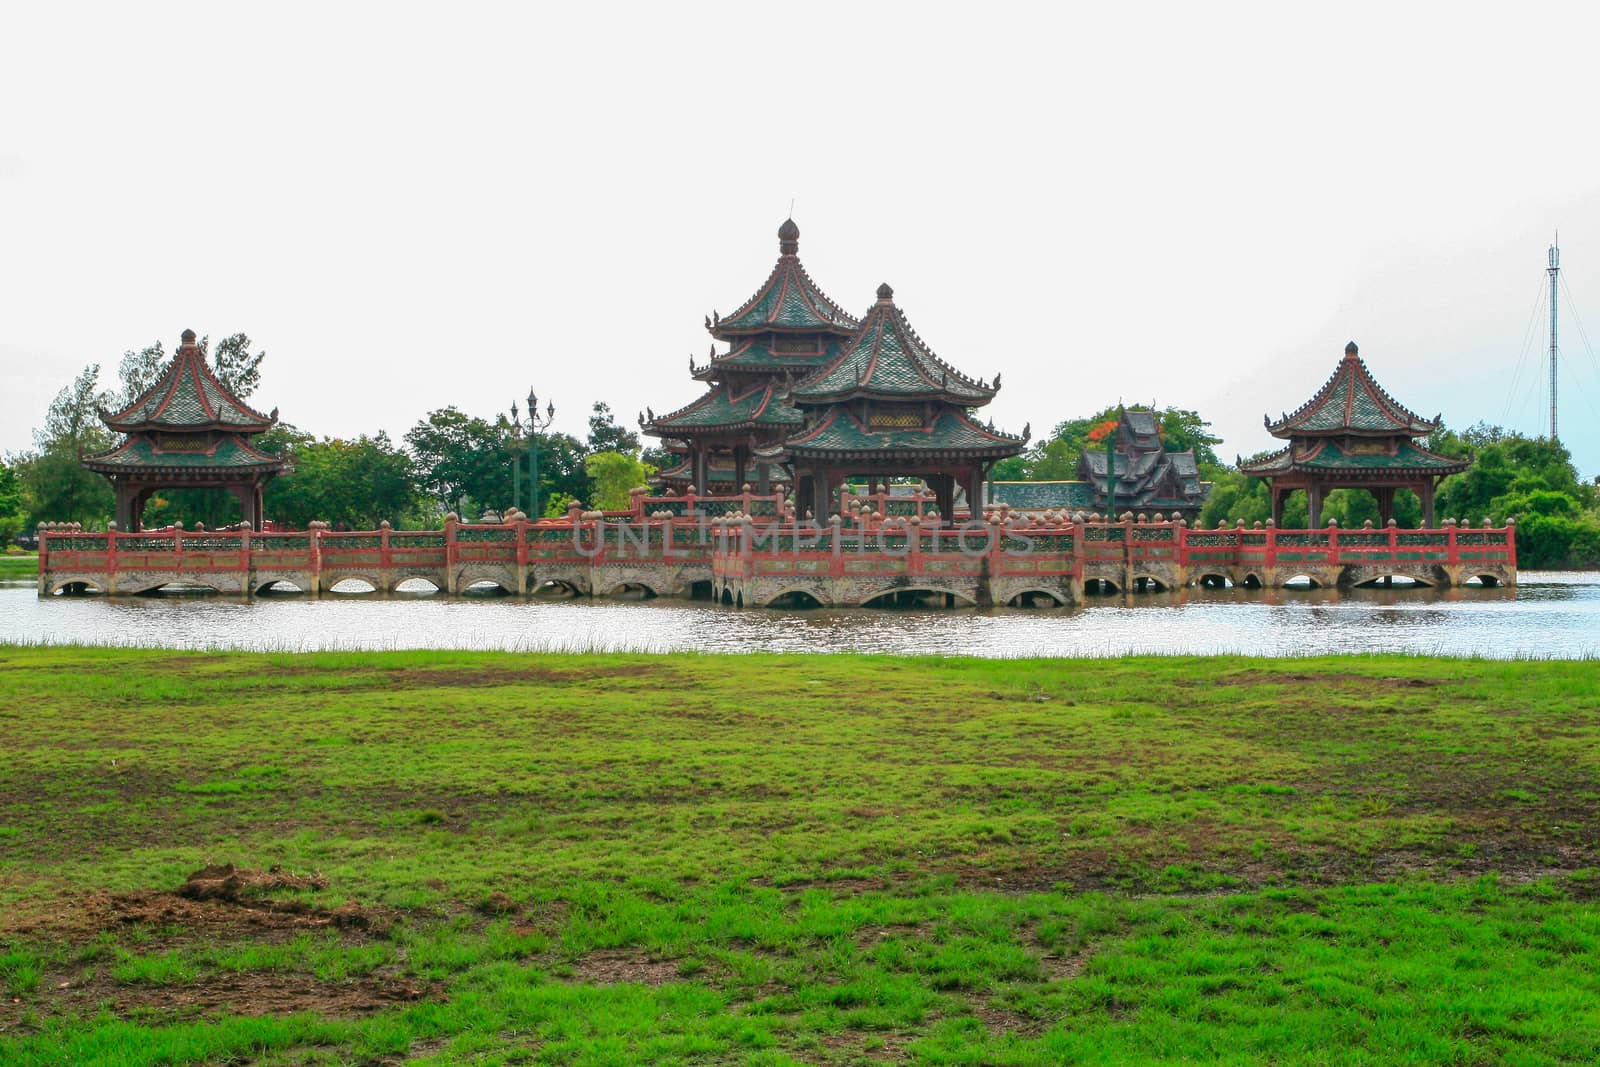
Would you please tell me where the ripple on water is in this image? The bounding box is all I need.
[1,573,1597,659]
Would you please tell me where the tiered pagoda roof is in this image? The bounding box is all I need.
[1263,341,1439,437]
[710,219,859,339]
[647,380,804,435]
[85,329,286,478]
[1240,341,1466,479]
[99,330,278,434]
[793,284,996,405]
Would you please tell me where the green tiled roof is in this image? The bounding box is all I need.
[1266,343,1439,437]
[1240,439,1470,475]
[647,381,804,435]
[101,332,276,433]
[699,337,846,378]
[83,433,287,472]
[782,408,1024,459]
[715,225,858,336]
[988,481,1101,509]
[793,288,995,405]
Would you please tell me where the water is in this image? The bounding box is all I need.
[1,573,1596,658]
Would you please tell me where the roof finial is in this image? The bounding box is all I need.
[1345,340,1359,359]
[876,282,894,302]
[180,328,197,346]
[778,217,800,255]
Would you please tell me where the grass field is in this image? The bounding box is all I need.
[1,647,1597,1065]
[0,554,38,579]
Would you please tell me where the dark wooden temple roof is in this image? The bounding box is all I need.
[1265,342,1439,438]
[792,284,996,405]
[100,330,277,434]
[712,220,859,338]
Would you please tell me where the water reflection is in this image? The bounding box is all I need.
[1,572,1595,659]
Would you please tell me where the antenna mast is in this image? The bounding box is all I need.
[1548,236,1560,441]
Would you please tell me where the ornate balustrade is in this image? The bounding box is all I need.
[37,515,1517,599]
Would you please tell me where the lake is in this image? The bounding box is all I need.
[1,572,1596,658]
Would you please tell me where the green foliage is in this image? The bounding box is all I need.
[264,430,423,529]
[404,407,508,515]
[585,451,655,510]
[18,365,116,527]
[587,402,641,456]
[0,462,26,546]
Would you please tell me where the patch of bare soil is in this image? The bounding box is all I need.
[5,969,435,1029]
[568,950,684,986]
[4,863,391,941]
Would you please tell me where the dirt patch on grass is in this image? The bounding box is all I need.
[3,969,435,1030]
[261,663,666,691]
[4,864,390,941]
[568,949,685,985]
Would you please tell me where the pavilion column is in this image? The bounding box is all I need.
[963,469,984,517]
[1373,486,1396,527]
[114,481,135,533]
[1270,485,1284,527]
[255,484,266,530]
[1421,479,1436,528]
[693,448,708,494]
[131,487,156,533]
[813,470,831,521]
[1307,483,1325,528]
[756,460,769,496]
[734,449,747,492]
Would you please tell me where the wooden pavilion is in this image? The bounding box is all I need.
[764,282,1026,521]
[644,219,858,494]
[84,329,286,532]
[1239,341,1468,526]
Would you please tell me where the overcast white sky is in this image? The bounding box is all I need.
[5,2,1600,480]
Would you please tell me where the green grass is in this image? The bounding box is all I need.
[2,647,1599,1064]
[0,554,37,579]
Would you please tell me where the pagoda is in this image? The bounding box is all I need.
[766,282,1027,521]
[644,219,858,494]
[1239,341,1468,526]
[84,329,287,532]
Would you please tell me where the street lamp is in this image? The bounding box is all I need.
[509,389,556,518]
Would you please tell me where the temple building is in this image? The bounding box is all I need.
[644,219,858,494]
[767,282,1025,520]
[84,329,287,531]
[1238,341,1468,526]
[646,221,1027,518]
[987,407,1210,519]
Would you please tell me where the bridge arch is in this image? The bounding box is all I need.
[1006,588,1066,608]
[255,578,308,595]
[604,581,659,600]
[1131,574,1168,593]
[1464,574,1502,588]
[1352,573,1432,589]
[860,587,976,609]
[531,578,582,598]
[763,587,826,609]
[46,576,107,596]
[1195,572,1232,589]
[327,575,381,594]
[1082,577,1120,596]
[1282,573,1321,589]
[391,576,442,594]
[1240,573,1263,590]
[455,570,516,595]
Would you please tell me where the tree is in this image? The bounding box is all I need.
[405,408,512,516]
[587,402,641,456]
[0,460,27,547]
[23,364,116,527]
[265,432,423,529]
[585,451,655,510]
